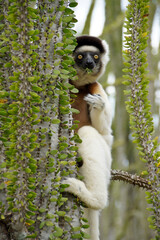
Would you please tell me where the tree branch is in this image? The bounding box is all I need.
[111,169,151,190]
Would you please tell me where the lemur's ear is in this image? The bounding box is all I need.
[101,40,110,66]
[75,35,106,54]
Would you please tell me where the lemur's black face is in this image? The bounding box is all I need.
[72,42,106,87]
[75,51,100,70]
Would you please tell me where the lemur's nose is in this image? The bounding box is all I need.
[85,57,94,69]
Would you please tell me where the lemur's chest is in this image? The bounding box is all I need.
[72,90,91,130]
[72,82,101,131]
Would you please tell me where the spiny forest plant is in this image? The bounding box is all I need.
[0,0,86,239]
[123,0,160,239]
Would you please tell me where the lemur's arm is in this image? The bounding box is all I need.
[85,82,112,147]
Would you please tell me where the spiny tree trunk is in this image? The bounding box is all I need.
[0,1,81,239]
[100,0,160,239]
[123,0,160,238]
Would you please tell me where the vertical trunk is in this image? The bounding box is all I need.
[82,0,96,35]
[0,1,81,239]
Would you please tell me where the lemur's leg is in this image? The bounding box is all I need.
[63,126,112,210]
[63,177,104,210]
[82,208,100,240]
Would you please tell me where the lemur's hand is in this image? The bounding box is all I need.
[84,94,105,110]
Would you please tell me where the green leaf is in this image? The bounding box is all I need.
[70,108,80,114]
[82,224,89,229]
[26,233,38,238]
[50,190,57,195]
[53,227,63,237]
[31,105,40,113]
[0,162,7,168]
[50,198,57,202]
[64,216,72,222]
[29,134,38,142]
[122,80,131,86]
[39,208,46,213]
[25,168,31,173]
[53,69,60,75]
[46,214,55,219]
[60,161,68,166]
[58,153,67,160]
[40,221,45,229]
[71,233,82,238]
[0,109,7,116]
[0,46,9,53]
[72,226,81,232]
[45,221,54,227]
[69,2,78,7]
[70,88,79,93]
[28,30,36,36]
[63,16,73,23]
[56,42,64,47]
[81,232,90,239]
[147,216,155,223]
[28,204,37,212]
[56,211,66,217]
[141,171,148,176]
[56,49,64,55]
[65,45,75,51]
[31,85,43,92]
[60,197,68,203]
[59,142,68,151]
[51,119,61,124]
[30,92,40,98]
[0,182,5,190]
[0,91,9,98]
[82,218,89,223]
[25,219,35,225]
[27,191,37,199]
[28,77,36,82]
[3,172,15,180]
[50,150,58,156]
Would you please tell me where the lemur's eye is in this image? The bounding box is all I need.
[94,55,99,59]
[77,54,83,60]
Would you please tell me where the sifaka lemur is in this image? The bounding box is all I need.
[63,35,113,240]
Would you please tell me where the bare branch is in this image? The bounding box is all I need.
[111,169,151,190]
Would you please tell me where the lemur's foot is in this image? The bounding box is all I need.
[84,94,105,110]
[62,178,84,194]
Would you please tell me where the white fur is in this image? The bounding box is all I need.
[63,38,112,240]
[101,40,110,67]
[84,209,100,240]
[63,90,112,240]
[86,84,113,147]
[76,45,100,52]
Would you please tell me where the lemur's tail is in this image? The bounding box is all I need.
[83,208,100,240]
